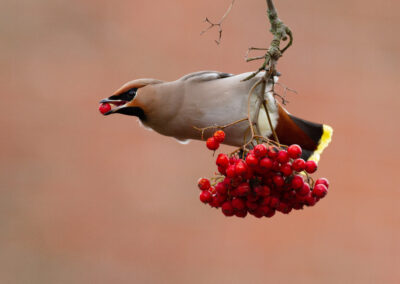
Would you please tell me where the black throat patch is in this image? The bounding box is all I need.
[115,107,146,121]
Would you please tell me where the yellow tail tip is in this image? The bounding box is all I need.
[308,124,333,163]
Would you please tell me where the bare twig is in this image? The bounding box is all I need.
[201,0,235,44]
[274,82,297,105]
[193,117,248,140]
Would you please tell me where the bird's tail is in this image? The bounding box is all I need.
[274,109,333,162]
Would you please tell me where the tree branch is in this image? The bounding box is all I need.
[200,0,235,45]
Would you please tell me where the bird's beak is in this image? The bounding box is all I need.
[99,98,130,116]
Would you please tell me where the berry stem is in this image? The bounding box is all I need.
[262,98,280,145]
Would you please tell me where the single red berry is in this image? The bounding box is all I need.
[292,159,306,172]
[99,103,111,115]
[221,201,234,216]
[291,175,304,189]
[216,153,229,168]
[237,182,250,196]
[232,198,246,211]
[277,150,290,164]
[265,208,276,218]
[215,182,227,195]
[254,185,270,197]
[262,185,271,196]
[223,177,232,186]
[197,178,210,190]
[287,144,302,159]
[247,193,259,203]
[277,202,290,214]
[215,193,228,204]
[218,165,226,175]
[305,160,318,174]
[315,178,329,188]
[269,196,280,209]
[235,210,248,218]
[280,163,293,176]
[252,209,264,218]
[226,165,236,178]
[209,196,220,208]
[213,130,226,143]
[231,177,242,188]
[273,175,285,187]
[260,196,271,206]
[254,144,267,158]
[245,154,258,167]
[267,146,279,159]
[283,190,296,201]
[260,157,273,170]
[305,193,317,206]
[243,167,255,180]
[246,200,258,210]
[199,190,212,203]
[292,203,304,210]
[206,137,219,150]
[272,161,281,171]
[313,184,328,198]
[258,205,270,216]
[235,161,248,176]
[297,182,310,196]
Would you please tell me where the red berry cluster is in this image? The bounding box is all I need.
[198,131,330,218]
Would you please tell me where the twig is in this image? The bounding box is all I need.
[201,0,235,44]
[274,82,297,105]
[193,117,248,140]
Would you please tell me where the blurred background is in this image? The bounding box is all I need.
[1,0,399,283]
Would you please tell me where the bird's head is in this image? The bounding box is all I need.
[99,78,163,120]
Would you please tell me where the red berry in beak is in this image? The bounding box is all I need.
[99,103,111,115]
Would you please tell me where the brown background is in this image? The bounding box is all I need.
[1,0,399,283]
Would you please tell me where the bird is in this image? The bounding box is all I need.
[99,71,333,162]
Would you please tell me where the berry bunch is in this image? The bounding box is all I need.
[197,130,330,218]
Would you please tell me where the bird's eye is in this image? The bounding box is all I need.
[128,88,137,96]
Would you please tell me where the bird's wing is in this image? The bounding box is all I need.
[178,71,234,82]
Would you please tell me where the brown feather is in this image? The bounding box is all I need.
[274,106,318,151]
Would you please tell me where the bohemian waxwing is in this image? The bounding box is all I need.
[100,71,332,162]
